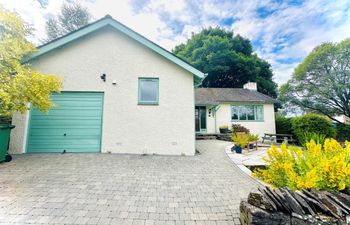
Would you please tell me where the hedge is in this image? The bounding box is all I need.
[291,114,336,143]
[275,117,293,135]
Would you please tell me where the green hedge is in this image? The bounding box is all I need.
[336,123,350,141]
[275,117,293,135]
[291,114,336,143]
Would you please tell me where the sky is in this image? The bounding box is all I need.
[1,0,350,85]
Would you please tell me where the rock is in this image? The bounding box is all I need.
[324,191,350,214]
[331,192,350,208]
[283,188,305,215]
[248,190,276,211]
[301,190,337,217]
[291,217,336,225]
[262,187,285,212]
[275,188,292,213]
[240,201,290,225]
[292,191,315,216]
[309,190,343,218]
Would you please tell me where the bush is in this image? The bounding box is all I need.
[232,134,249,147]
[291,114,336,144]
[275,117,293,135]
[253,139,350,191]
[231,124,250,134]
[336,123,350,141]
[299,132,326,147]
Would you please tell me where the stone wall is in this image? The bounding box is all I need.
[240,187,349,225]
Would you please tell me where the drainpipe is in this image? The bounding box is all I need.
[212,105,220,134]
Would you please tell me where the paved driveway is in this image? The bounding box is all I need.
[0,140,258,225]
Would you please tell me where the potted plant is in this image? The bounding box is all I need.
[219,125,229,134]
[231,124,250,135]
[248,134,259,149]
[231,134,248,153]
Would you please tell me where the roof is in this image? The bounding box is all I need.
[195,88,278,105]
[23,15,204,81]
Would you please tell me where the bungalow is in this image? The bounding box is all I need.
[9,15,204,156]
[195,82,278,137]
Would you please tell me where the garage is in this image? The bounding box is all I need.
[26,92,104,153]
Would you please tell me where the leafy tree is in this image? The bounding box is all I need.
[0,6,62,119]
[279,39,350,123]
[45,2,91,41]
[173,27,277,98]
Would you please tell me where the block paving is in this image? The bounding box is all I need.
[0,140,258,224]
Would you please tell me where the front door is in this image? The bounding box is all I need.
[195,106,206,133]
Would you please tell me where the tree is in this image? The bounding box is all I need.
[45,2,91,41]
[173,27,277,98]
[279,39,350,123]
[0,6,62,118]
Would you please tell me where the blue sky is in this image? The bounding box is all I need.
[1,0,350,85]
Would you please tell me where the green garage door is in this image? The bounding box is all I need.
[27,92,104,153]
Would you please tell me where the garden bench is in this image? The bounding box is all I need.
[262,133,295,144]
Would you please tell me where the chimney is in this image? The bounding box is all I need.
[243,82,257,91]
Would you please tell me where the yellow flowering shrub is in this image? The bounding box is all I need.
[253,139,350,191]
[0,7,62,117]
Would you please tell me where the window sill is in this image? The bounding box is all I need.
[138,102,159,105]
[231,120,265,122]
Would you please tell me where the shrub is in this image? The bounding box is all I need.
[275,117,293,135]
[291,114,336,144]
[248,134,259,142]
[232,134,249,147]
[336,123,350,142]
[253,139,350,191]
[299,132,326,147]
[231,124,250,134]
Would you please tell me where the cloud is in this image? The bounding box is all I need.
[1,0,350,85]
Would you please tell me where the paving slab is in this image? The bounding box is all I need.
[0,140,258,225]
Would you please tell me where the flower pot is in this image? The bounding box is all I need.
[235,145,242,154]
[219,128,228,134]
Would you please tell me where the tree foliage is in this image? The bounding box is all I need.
[0,6,62,118]
[45,2,91,41]
[279,39,350,123]
[173,27,277,98]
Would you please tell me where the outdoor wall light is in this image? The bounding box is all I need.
[100,73,106,82]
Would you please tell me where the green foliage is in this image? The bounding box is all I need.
[279,38,350,122]
[232,134,249,147]
[248,134,259,142]
[254,139,350,191]
[45,2,91,41]
[299,132,326,147]
[173,27,277,98]
[0,6,62,118]
[336,123,350,142]
[275,117,293,135]
[291,114,336,143]
[231,124,250,134]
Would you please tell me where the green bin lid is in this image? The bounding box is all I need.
[0,124,15,129]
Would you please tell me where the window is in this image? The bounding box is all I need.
[138,78,159,104]
[231,105,264,121]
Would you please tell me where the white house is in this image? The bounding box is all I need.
[9,15,204,156]
[195,82,277,137]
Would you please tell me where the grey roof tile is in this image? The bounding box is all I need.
[195,88,278,105]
